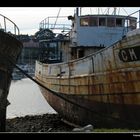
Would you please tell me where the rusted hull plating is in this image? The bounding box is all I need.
[39,86,140,128]
[35,29,140,128]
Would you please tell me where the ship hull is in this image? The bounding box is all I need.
[0,30,22,131]
[35,29,140,128]
[39,86,140,128]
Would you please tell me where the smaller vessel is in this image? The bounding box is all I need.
[0,14,23,131]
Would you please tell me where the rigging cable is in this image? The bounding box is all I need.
[53,8,61,29]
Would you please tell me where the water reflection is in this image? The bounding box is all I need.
[7,78,56,119]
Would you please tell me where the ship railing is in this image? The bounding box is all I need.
[0,13,20,35]
[39,16,71,35]
[122,9,140,36]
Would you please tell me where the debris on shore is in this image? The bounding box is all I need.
[6,113,140,133]
[6,113,74,132]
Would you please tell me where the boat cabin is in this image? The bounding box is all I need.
[68,9,137,59]
[37,8,138,62]
[38,35,70,63]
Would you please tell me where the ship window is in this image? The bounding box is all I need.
[40,41,61,62]
[80,18,89,26]
[89,17,98,26]
[78,49,84,58]
[116,18,123,27]
[107,18,115,27]
[130,19,137,29]
[125,19,130,27]
[49,42,59,60]
[99,18,106,26]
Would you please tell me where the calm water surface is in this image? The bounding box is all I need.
[7,78,56,119]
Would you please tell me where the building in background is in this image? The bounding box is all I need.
[17,34,40,65]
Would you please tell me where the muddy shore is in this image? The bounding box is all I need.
[6,113,74,132]
[6,113,138,133]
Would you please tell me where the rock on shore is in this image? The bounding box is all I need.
[6,113,74,132]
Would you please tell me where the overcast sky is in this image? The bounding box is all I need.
[0,7,139,35]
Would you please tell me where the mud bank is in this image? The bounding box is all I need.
[6,113,74,132]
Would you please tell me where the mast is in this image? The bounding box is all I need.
[76,7,79,16]
[53,8,61,29]
[76,7,82,16]
[114,7,117,15]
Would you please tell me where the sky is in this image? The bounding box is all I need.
[0,7,140,35]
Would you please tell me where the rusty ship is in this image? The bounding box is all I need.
[0,14,23,131]
[35,8,140,128]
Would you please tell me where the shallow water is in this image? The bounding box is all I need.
[7,78,56,119]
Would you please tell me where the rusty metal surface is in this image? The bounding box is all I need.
[35,28,140,127]
[35,29,140,105]
[38,84,140,128]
